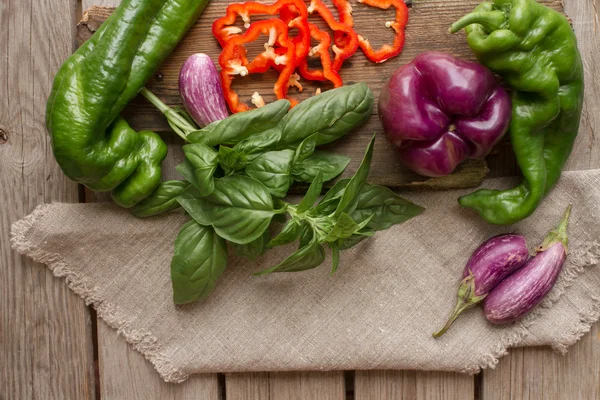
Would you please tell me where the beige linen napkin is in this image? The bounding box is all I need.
[10,170,600,383]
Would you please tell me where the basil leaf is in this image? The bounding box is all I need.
[278,83,373,147]
[267,219,301,248]
[218,146,247,174]
[254,242,326,275]
[182,144,218,196]
[296,171,324,214]
[233,127,282,160]
[245,150,295,198]
[131,180,189,218]
[292,134,317,165]
[337,231,374,250]
[323,213,372,242]
[330,244,340,275]
[230,230,270,261]
[187,100,290,146]
[334,134,376,217]
[314,178,349,215]
[299,222,314,248]
[177,176,278,244]
[350,184,425,231]
[171,221,228,305]
[292,151,351,183]
[176,159,201,189]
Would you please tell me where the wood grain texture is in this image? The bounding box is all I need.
[0,0,96,399]
[97,321,220,400]
[481,1,600,398]
[268,371,346,400]
[226,372,271,400]
[354,370,474,400]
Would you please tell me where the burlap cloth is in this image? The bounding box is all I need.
[10,170,600,383]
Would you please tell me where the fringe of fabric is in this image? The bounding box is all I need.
[462,241,600,374]
[11,204,600,379]
[10,204,189,383]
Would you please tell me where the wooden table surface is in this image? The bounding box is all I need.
[1,0,599,398]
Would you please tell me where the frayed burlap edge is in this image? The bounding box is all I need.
[10,204,600,380]
[10,204,189,384]
[462,241,600,374]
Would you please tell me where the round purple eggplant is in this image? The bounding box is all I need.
[484,205,572,324]
[179,53,229,127]
[433,234,529,338]
[378,51,512,177]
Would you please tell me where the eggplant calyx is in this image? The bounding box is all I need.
[537,204,572,253]
[433,272,487,338]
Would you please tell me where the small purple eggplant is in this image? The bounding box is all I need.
[433,234,529,337]
[179,53,229,127]
[484,205,572,324]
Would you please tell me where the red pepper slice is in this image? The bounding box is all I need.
[306,0,359,71]
[354,0,408,63]
[219,19,297,113]
[212,0,310,64]
[332,0,355,49]
[298,23,343,87]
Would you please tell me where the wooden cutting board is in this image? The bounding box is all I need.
[76,0,562,189]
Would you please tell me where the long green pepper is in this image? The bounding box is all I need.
[46,0,210,207]
[450,0,584,225]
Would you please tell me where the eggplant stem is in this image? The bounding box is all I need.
[433,300,478,338]
[140,88,197,141]
[538,204,572,252]
[449,11,505,34]
[433,274,487,338]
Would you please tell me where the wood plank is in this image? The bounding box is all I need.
[225,372,270,400]
[225,371,346,400]
[354,370,474,400]
[268,371,346,400]
[0,0,96,399]
[97,321,221,399]
[480,0,600,399]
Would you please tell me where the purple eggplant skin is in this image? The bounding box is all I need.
[484,205,572,325]
[378,51,512,177]
[433,234,529,338]
[463,234,530,296]
[179,53,229,127]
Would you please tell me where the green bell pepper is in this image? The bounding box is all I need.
[46,0,210,207]
[450,0,584,225]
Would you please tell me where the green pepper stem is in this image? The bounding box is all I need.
[449,11,506,34]
[433,273,487,338]
[139,88,196,141]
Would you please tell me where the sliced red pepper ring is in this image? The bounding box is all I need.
[354,0,408,63]
[298,23,343,88]
[332,0,355,49]
[212,0,310,63]
[219,19,297,113]
[306,0,359,71]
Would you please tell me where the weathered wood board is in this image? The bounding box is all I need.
[77,0,569,190]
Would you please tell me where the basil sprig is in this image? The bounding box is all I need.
[254,135,424,276]
[135,84,424,305]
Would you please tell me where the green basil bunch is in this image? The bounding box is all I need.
[132,84,424,305]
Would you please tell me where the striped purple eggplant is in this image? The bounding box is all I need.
[179,53,228,127]
[484,205,572,324]
[433,233,529,337]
